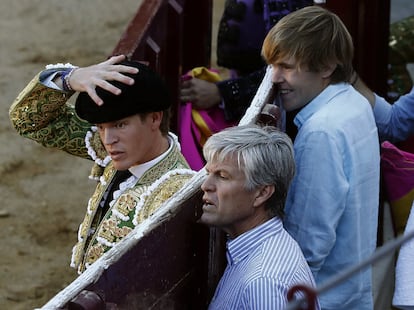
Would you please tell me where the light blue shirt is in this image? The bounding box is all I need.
[209,217,319,310]
[374,86,414,142]
[284,83,380,310]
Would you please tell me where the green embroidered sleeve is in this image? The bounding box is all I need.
[9,73,93,159]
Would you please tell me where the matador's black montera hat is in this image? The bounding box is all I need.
[75,60,170,124]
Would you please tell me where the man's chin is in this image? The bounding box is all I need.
[197,213,215,226]
[197,214,207,225]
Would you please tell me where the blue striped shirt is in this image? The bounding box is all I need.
[208,217,319,310]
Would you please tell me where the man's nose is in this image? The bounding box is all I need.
[271,66,284,84]
[102,128,117,145]
[201,174,214,192]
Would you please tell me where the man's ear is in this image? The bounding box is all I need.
[150,111,163,129]
[321,63,337,79]
[253,185,275,207]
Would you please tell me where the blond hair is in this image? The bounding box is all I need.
[262,6,354,83]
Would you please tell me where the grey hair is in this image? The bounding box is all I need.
[203,125,295,217]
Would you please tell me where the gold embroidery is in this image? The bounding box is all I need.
[80,167,193,272]
[139,146,189,184]
[98,217,133,244]
[9,74,92,159]
[90,130,107,161]
[114,194,137,218]
[99,218,119,242]
[135,174,193,225]
[86,243,105,265]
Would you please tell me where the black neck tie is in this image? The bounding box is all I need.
[100,170,133,217]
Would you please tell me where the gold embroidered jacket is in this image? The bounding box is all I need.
[9,73,194,273]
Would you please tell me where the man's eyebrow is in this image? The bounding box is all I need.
[275,60,294,67]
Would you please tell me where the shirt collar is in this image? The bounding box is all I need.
[294,83,348,130]
[226,217,283,265]
[128,134,173,179]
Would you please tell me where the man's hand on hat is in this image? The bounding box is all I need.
[69,55,139,106]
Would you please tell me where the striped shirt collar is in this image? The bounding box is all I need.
[226,217,283,265]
